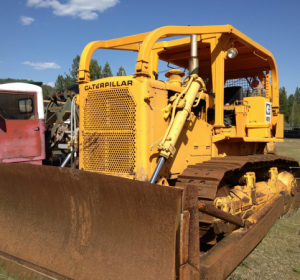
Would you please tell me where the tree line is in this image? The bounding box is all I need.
[279,87,300,125]
[55,55,127,90]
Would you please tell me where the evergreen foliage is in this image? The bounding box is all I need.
[55,75,65,91]
[63,73,74,89]
[279,87,288,121]
[90,59,102,81]
[41,85,48,98]
[69,55,80,83]
[289,101,300,125]
[116,66,126,76]
[102,61,113,78]
[0,78,29,84]
[295,87,300,104]
[286,89,300,126]
[55,56,122,90]
[287,94,295,113]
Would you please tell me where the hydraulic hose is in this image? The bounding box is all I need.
[150,157,166,184]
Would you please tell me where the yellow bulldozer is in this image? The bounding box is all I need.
[0,25,299,280]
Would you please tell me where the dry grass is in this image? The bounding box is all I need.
[0,263,18,280]
[276,138,300,163]
[227,209,300,280]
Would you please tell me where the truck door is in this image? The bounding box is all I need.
[0,91,41,160]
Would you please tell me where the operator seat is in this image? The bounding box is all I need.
[207,86,244,126]
[224,86,243,105]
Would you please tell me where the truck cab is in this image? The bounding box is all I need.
[0,83,45,164]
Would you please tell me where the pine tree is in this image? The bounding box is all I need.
[69,55,80,83]
[290,101,296,126]
[116,66,126,76]
[69,55,103,82]
[279,87,288,121]
[56,57,113,90]
[55,75,65,91]
[295,87,300,104]
[102,62,113,78]
[288,94,295,123]
[90,59,102,81]
[63,74,74,88]
[41,85,49,98]
[291,101,300,126]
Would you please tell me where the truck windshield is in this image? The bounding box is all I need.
[0,93,35,120]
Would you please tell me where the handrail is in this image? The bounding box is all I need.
[77,32,150,84]
[76,25,279,109]
[134,25,232,75]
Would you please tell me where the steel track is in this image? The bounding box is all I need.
[175,155,299,246]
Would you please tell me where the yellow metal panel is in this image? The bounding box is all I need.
[210,35,225,126]
[104,32,150,48]
[244,97,269,123]
[164,118,213,176]
[149,49,163,80]
[247,127,271,138]
[113,44,140,51]
[275,114,284,139]
[235,105,248,137]
[244,97,271,139]
[242,137,283,143]
[246,123,271,128]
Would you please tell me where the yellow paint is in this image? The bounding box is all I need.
[77,25,284,181]
[275,114,284,138]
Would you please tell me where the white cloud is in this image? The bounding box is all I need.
[20,16,35,25]
[47,82,55,87]
[22,61,61,70]
[27,0,119,20]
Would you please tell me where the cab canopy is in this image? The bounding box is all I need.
[78,25,279,123]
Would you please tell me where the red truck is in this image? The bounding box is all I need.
[0,83,45,164]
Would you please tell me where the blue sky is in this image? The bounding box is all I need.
[0,0,299,96]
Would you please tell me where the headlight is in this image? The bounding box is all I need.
[227,48,238,59]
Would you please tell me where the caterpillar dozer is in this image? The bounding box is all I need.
[0,25,299,280]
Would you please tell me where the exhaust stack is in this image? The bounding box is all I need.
[189,34,199,75]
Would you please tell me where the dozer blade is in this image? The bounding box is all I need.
[0,163,183,280]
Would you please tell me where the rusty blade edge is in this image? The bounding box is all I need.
[0,250,73,280]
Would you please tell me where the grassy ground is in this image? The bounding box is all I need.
[276,138,300,162]
[228,138,300,280]
[0,263,18,280]
[227,209,300,280]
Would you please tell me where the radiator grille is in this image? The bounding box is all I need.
[83,88,136,174]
